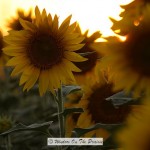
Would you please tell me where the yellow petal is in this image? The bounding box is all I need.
[62,58,81,72]
[19,18,36,31]
[35,6,41,27]
[66,22,77,33]
[64,51,88,62]
[11,62,29,77]
[51,66,62,89]
[65,44,85,51]
[23,67,40,91]
[39,70,50,96]
[64,36,84,44]
[62,33,79,41]
[3,46,25,56]
[59,15,72,35]
[19,65,35,85]
[48,13,52,27]
[6,55,28,66]
[52,15,58,33]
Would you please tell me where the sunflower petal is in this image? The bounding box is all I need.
[52,15,58,33]
[64,51,88,62]
[19,65,34,85]
[35,6,41,27]
[19,18,36,31]
[65,44,85,51]
[59,15,72,34]
[23,68,40,91]
[39,70,50,96]
[6,55,28,66]
[62,59,81,72]
[11,62,29,77]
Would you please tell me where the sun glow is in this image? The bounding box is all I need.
[0,0,132,37]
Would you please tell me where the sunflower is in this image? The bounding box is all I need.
[7,8,33,30]
[73,25,105,88]
[102,7,150,98]
[116,99,150,150]
[65,80,134,138]
[3,6,87,96]
[110,0,150,35]
[0,115,13,134]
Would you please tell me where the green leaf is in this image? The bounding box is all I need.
[0,121,53,136]
[78,51,96,57]
[62,85,81,96]
[50,107,84,119]
[106,91,135,107]
[71,123,121,137]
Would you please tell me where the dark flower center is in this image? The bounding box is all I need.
[125,27,150,76]
[27,33,63,69]
[74,45,98,74]
[87,84,131,124]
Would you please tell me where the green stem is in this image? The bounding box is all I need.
[5,135,11,150]
[54,83,65,150]
[57,85,65,138]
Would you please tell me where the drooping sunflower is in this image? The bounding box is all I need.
[102,7,150,99]
[65,80,135,138]
[110,0,150,35]
[73,25,105,88]
[116,99,150,150]
[3,6,87,96]
[7,8,33,30]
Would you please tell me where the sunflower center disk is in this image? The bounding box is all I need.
[87,84,131,124]
[127,31,150,76]
[28,34,62,69]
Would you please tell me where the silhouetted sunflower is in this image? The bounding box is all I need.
[73,25,105,88]
[116,99,150,150]
[110,0,150,35]
[7,8,33,30]
[3,6,87,96]
[102,9,150,98]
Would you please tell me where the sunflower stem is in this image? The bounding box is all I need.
[5,135,11,150]
[57,83,65,138]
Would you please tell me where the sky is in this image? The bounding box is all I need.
[0,0,132,37]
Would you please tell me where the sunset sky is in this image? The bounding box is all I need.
[0,0,132,37]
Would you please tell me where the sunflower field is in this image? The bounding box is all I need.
[0,0,150,150]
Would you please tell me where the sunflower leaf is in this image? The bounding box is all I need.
[105,91,136,107]
[62,85,81,96]
[78,51,96,57]
[71,123,121,137]
[50,107,84,119]
[0,121,53,136]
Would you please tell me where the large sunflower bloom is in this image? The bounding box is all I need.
[110,0,150,35]
[7,8,33,30]
[102,8,150,98]
[3,6,87,96]
[116,99,150,150]
[65,80,135,138]
[73,25,105,88]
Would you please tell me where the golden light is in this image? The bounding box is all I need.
[0,0,132,37]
